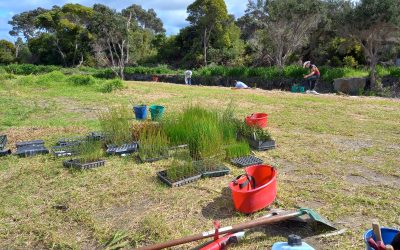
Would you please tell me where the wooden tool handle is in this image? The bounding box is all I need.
[372,222,383,242]
[386,245,394,250]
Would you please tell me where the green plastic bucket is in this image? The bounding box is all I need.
[149,105,165,121]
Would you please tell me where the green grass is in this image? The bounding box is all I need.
[0,75,399,249]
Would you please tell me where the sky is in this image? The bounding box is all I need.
[0,0,248,41]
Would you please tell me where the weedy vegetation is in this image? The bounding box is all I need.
[98,106,133,146]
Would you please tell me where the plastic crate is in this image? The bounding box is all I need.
[157,170,202,187]
[63,159,105,170]
[0,135,7,150]
[106,143,138,156]
[231,155,264,168]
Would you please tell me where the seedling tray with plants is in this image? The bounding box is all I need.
[63,159,106,170]
[106,142,138,156]
[157,170,202,187]
[87,131,106,141]
[138,154,169,163]
[247,137,276,151]
[194,160,230,178]
[51,145,78,157]
[0,135,7,150]
[231,155,264,168]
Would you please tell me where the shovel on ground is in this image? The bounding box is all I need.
[134,208,336,250]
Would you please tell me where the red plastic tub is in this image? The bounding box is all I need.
[245,113,268,128]
[229,165,277,214]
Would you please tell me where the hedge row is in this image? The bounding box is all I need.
[1,64,399,83]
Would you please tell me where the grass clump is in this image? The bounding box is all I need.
[98,106,132,145]
[99,79,125,93]
[163,105,235,160]
[68,75,96,85]
[138,123,169,161]
[76,140,103,163]
[225,141,251,160]
[164,158,200,182]
[236,120,272,141]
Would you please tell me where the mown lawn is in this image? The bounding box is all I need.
[0,76,399,249]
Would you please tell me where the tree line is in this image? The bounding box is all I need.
[0,0,399,88]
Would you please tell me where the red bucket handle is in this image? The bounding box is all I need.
[232,174,256,190]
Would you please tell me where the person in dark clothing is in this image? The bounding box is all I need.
[303,61,320,94]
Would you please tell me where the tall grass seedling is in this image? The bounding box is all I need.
[98,106,133,145]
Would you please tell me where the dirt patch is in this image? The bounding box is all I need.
[331,137,374,151]
[95,198,155,231]
[345,174,368,185]
[4,126,88,149]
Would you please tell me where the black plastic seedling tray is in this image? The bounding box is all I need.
[56,137,84,147]
[201,165,230,178]
[0,135,7,150]
[248,138,276,151]
[231,155,264,168]
[51,145,77,157]
[63,159,105,170]
[138,154,169,163]
[15,140,49,157]
[157,170,202,187]
[193,160,230,178]
[15,146,49,157]
[16,140,44,148]
[0,149,11,157]
[106,142,138,156]
[87,132,106,141]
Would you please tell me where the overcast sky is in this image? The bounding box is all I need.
[0,0,248,41]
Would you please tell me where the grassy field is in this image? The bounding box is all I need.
[0,74,399,249]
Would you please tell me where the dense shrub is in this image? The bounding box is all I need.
[36,71,66,84]
[124,65,178,75]
[0,73,16,81]
[67,75,96,85]
[4,64,60,75]
[99,79,125,93]
[319,67,369,83]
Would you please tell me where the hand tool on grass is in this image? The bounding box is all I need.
[134,208,336,250]
[373,222,386,250]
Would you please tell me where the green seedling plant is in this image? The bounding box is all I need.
[225,141,251,160]
[165,158,200,182]
[138,124,169,161]
[98,105,133,146]
[76,140,104,163]
[235,119,272,141]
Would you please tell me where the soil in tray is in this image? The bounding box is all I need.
[157,170,202,187]
[231,155,263,168]
[248,138,276,151]
[63,159,105,170]
[138,153,168,163]
[194,160,230,178]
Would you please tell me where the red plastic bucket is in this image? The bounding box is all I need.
[229,165,277,214]
[245,113,268,128]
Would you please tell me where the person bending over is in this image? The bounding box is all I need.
[303,61,320,94]
[233,80,250,89]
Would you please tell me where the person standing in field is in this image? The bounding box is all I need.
[303,61,320,94]
[184,70,192,85]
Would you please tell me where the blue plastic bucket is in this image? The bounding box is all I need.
[133,105,147,120]
[149,105,165,121]
[363,227,399,250]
